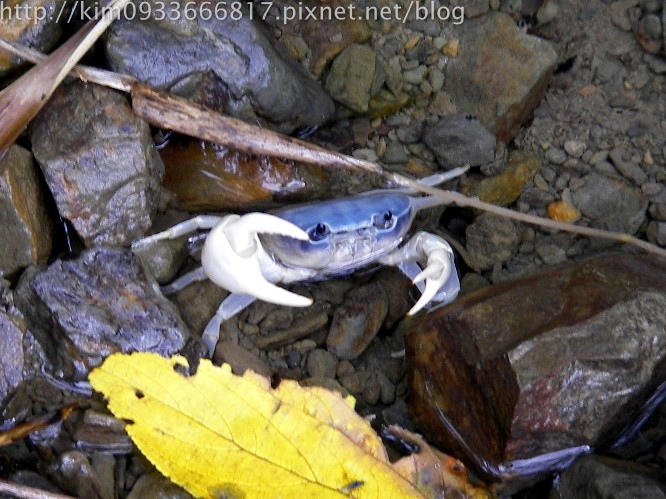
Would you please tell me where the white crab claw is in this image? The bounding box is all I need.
[407,247,452,316]
[201,213,313,307]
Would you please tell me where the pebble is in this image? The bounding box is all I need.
[564,140,587,158]
[351,148,378,162]
[327,282,388,360]
[306,349,338,379]
[535,244,568,265]
[609,147,649,185]
[545,147,568,165]
[588,150,609,165]
[423,114,496,169]
[465,213,521,271]
[428,68,445,92]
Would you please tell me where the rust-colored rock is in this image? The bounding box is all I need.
[406,253,666,480]
[160,139,329,211]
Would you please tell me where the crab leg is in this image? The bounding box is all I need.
[379,231,459,315]
[131,215,224,249]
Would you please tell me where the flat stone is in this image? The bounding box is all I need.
[0,311,24,405]
[327,281,388,360]
[444,12,558,142]
[572,172,648,234]
[30,81,163,247]
[406,254,666,481]
[18,248,188,379]
[424,114,496,169]
[0,145,53,276]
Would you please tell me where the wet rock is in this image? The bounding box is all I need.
[444,12,558,142]
[0,0,67,75]
[0,145,53,276]
[556,455,666,498]
[634,13,664,53]
[105,2,334,133]
[50,451,110,499]
[462,150,542,206]
[571,172,648,234]
[72,409,132,453]
[465,213,521,271]
[325,44,377,112]
[30,81,163,247]
[423,114,497,170]
[0,311,24,404]
[327,281,389,360]
[406,254,666,480]
[160,140,330,211]
[132,237,189,285]
[173,280,227,338]
[18,248,188,379]
[258,0,371,77]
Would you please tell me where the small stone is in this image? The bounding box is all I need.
[572,172,648,234]
[564,140,587,158]
[465,213,521,271]
[588,150,609,165]
[609,147,649,185]
[396,121,423,144]
[424,114,496,169]
[362,373,382,405]
[642,182,663,197]
[382,141,408,164]
[545,147,568,165]
[535,244,567,265]
[428,68,445,92]
[327,282,388,360]
[547,201,582,223]
[306,349,338,379]
[442,38,459,57]
[351,148,378,162]
[402,64,428,84]
[325,44,376,112]
[338,370,370,395]
[404,34,422,50]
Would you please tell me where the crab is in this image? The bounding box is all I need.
[132,168,466,354]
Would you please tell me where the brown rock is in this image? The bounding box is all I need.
[406,254,666,480]
[160,139,329,211]
[327,281,388,360]
[0,145,53,276]
[444,12,558,142]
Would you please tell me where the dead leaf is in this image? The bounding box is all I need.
[89,352,423,498]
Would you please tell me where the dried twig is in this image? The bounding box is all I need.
[1,41,664,258]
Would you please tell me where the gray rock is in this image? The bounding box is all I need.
[20,248,188,379]
[325,43,376,112]
[564,140,587,158]
[127,472,192,499]
[443,12,558,142]
[465,213,521,271]
[535,243,567,265]
[396,121,423,144]
[572,172,648,234]
[0,312,24,405]
[30,81,163,247]
[545,147,568,165]
[557,455,666,498]
[106,3,333,132]
[608,147,649,185]
[327,281,388,360]
[424,114,496,169]
[0,145,53,276]
[508,292,666,455]
[382,141,408,164]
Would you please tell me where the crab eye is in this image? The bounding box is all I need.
[309,223,330,241]
[373,210,394,229]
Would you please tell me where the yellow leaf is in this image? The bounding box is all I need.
[89,352,423,499]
